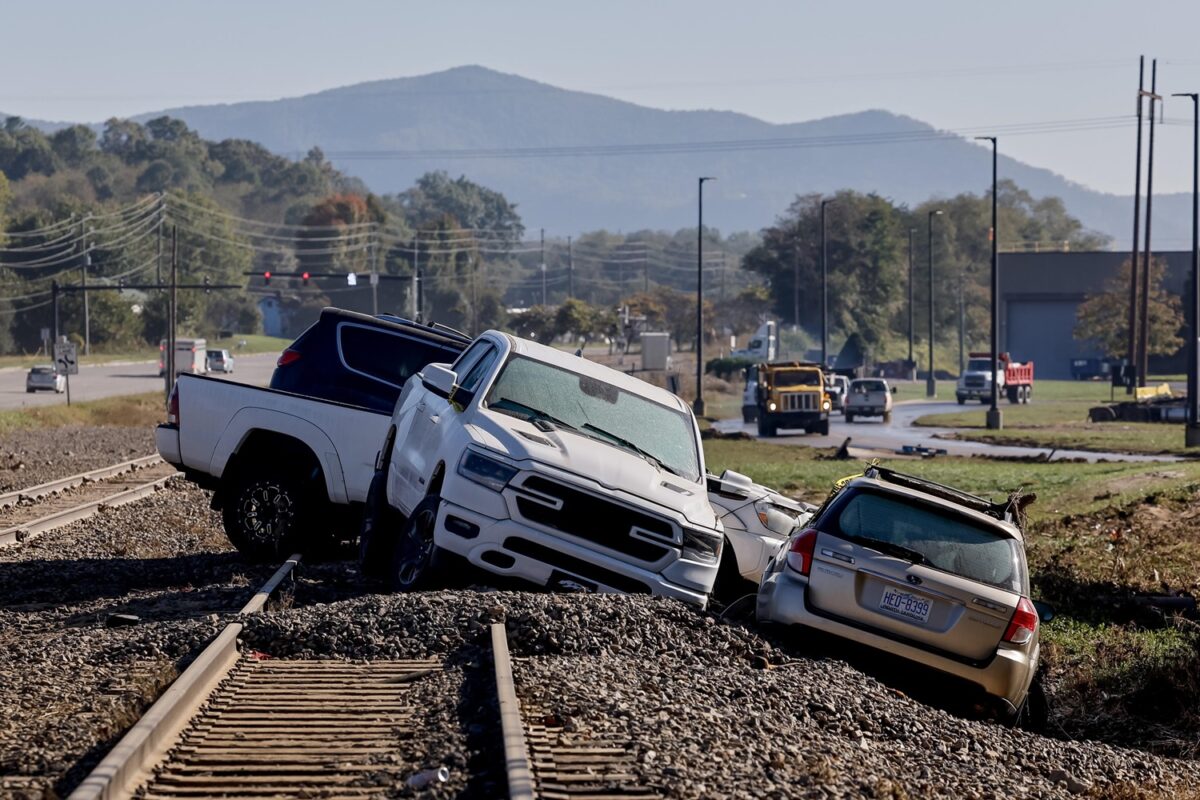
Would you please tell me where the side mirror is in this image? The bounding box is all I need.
[422,364,459,399]
[1033,601,1055,623]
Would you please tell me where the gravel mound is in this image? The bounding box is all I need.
[241,591,1200,798]
[0,479,276,798]
[0,425,155,493]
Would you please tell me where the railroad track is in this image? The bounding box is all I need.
[0,455,179,547]
[70,591,656,800]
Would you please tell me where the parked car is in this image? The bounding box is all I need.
[206,349,235,373]
[845,378,894,423]
[825,375,850,414]
[26,365,65,393]
[360,330,724,607]
[757,465,1049,725]
[707,469,814,600]
[157,308,468,560]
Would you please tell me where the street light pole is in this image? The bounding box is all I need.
[926,209,942,397]
[958,264,966,375]
[908,228,916,380]
[1138,60,1161,388]
[975,135,1002,429]
[820,198,835,367]
[1175,92,1200,447]
[695,177,715,416]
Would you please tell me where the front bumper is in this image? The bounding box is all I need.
[432,474,715,607]
[757,567,1036,714]
[957,386,991,399]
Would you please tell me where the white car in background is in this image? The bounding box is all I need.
[25,365,65,393]
[707,469,814,600]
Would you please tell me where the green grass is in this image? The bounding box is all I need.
[0,391,165,435]
[913,379,1198,455]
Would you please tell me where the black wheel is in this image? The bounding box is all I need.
[1007,386,1020,404]
[757,417,776,437]
[882,412,892,424]
[359,469,402,579]
[1022,385,1032,404]
[390,495,445,591]
[817,420,830,436]
[222,467,314,562]
[1014,676,1049,732]
[956,396,966,406]
[845,412,854,424]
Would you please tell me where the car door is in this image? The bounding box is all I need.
[806,488,1022,663]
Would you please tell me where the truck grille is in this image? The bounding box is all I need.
[780,392,819,411]
[965,376,985,388]
[513,475,676,563]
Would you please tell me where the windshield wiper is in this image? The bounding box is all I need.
[580,422,684,477]
[490,397,579,432]
[845,534,929,566]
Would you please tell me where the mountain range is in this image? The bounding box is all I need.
[9,66,1187,246]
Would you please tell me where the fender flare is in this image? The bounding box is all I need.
[210,407,348,504]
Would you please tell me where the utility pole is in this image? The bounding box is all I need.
[156,216,164,286]
[1127,56,1146,395]
[567,236,574,300]
[167,225,178,396]
[820,198,835,367]
[540,228,546,306]
[695,177,715,416]
[1174,91,1200,447]
[1138,59,1161,387]
[793,241,801,331]
[958,264,966,375]
[80,216,90,357]
[975,136,1002,429]
[369,228,379,316]
[907,228,916,380]
[927,209,943,398]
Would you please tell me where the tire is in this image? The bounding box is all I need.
[956,396,965,406]
[1007,386,1020,404]
[845,412,854,424]
[1022,385,1032,404]
[883,411,892,424]
[1014,676,1049,732]
[390,495,446,591]
[757,417,776,438]
[222,466,315,562]
[25,388,33,394]
[359,468,401,579]
[817,420,830,436]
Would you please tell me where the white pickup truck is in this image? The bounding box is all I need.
[359,330,724,606]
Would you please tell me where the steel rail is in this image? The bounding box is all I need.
[0,466,180,547]
[492,623,536,800]
[68,553,303,800]
[0,455,162,508]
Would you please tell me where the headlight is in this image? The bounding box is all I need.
[457,450,519,492]
[754,499,801,536]
[822,399,831,411]
[767,401,777,411]
[682,528,723,564]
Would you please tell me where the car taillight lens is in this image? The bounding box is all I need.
[167,384,180,425]
[1003,596,1039,645]
[277,349,302,368]
[785,528,819,576]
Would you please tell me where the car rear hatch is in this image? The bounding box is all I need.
[805,487,1023,663]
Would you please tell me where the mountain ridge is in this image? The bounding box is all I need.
[3,65,1184,245]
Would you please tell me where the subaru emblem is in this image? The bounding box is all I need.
[906,574,922,585]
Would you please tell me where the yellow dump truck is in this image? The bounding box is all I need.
[755,361,831,437]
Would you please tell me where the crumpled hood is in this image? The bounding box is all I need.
[466,408,717,530]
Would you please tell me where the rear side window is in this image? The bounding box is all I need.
[829,489,1025,592]
[338,323,457,389]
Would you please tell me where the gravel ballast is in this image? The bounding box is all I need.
[0,425,154,493]
[0,478,275,799]
[240,591,1200,799]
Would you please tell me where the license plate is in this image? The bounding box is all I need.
[878,586,931,623]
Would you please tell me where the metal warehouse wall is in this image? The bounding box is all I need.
[998,250,1192,379]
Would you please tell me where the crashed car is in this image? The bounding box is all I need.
[707,469,814,600]
[757,465,1049,725]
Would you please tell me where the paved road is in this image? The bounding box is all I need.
[0,352,279,410]
[714,399,1182,463]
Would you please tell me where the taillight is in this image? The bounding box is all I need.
[785,528,819,576]
[277,349,302,368]
[167,384,180,425]
[1002,597,1039,645]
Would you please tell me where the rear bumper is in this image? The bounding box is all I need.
[847,406,888,416]
[433,495,713,608]
[155,424,183,470]
[757,567,1035,714]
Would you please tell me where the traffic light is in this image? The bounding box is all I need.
[302,271,310,286]
[263,271,271,285]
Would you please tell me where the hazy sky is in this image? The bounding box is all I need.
[4,0,1200,195]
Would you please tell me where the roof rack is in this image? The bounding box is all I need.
[862,464,1028,526]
